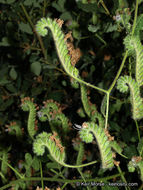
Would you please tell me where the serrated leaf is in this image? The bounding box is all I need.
[88,24,100,33]
[9,68,17,80]
[110,99,123,115]
[109,121,120,132]
[110,141,123,154]
[32,157,39,171]
[25,153,33,165]
[25,166,31,177]
[46,162,60,169]
[104,23,118,33]
[52,0,66,12]
[134,14,143,36]
[19,22,33,34]
[60,12,72,21]
[30,62,41,76]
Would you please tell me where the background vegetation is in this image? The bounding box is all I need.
[0,0,143,189]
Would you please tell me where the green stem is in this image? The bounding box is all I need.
[75,77,107,94]
[40,161,44,190]
[108,51,128,93]
[0,173,126,190]
[104,51,128,127]
[107,0,138,93]
[95,33,107,45]
[131,0,139,36]
[105,92,109,129]
[20,3,47,60]
[0,157,23,179]
[61,182,68,190]
[50,168,65,179]
[117,165,130,190]
[20,3,34,28]
[43,0,47,17]
[79,35,90,39]
[129,57,132,77]
[64,160,97,168]
[78,169,90,190]
[135,120,140,142]
[0,171,7,182]
[118,153,128,159]
[98,0,111,16]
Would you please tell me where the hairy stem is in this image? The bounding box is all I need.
[0,157,23,179]
[131,0,139,36]
[20,3,47,60]
[0,173,126,190]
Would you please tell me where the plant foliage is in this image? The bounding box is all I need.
[1,0,143,189]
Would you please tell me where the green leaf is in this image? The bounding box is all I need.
[52,0,66,12]
[23,0,33,6]
[0,37,10,46]
[25,166,31,177]
[19,22,33,34]
[32,157,39,171]
[137,137,143,157]
[7,0,15,3]
[0,0,16,3]
[25,153,33,166]
[109,121,120,132]
[110,99,123,115]
[62,80,67,86]
[124,145,137,158]
[77,2,98,13]
[82,0,88,3]
[5,84,17,93]
[100,95,107,118]
[31,87,43,96]
[104,23,118,33]
[9,68,17,80]
[60,12,72,21]
[46,162,60,169]
[0,98,14,111]
[134,14,143,36]
[73,29,81,39]
[0,79,11,85]
[88,24,100,33]
[30,62,41,76]
[110,141,123,154]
